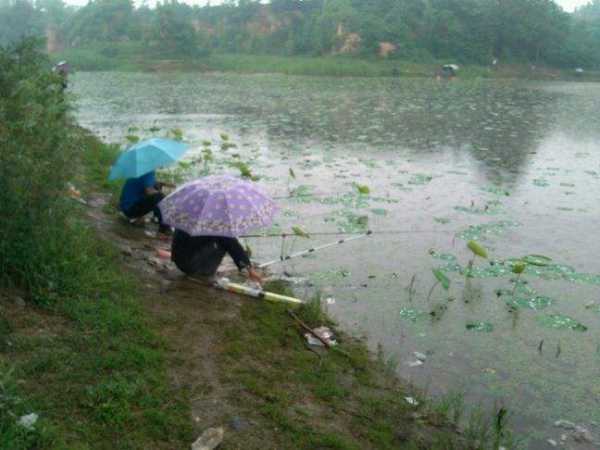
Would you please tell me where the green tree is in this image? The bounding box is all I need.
[66,0,135,45]
[151,0,207,57]
[0,0,43,46]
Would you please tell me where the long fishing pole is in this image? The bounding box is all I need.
[242,229,453,239]
[258,230,373,269]
[215,278,304,305]
[187,276,304,305]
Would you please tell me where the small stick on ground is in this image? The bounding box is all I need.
[287,309,352,359]
[287,309,331,349]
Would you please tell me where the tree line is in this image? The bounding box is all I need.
[2,0,600,67]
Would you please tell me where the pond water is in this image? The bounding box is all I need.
[72,72,600,449]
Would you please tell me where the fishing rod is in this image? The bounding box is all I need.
[242,229,454,239]
[187,276,304,305]
[258,230,373,269]
[215,277,304,305]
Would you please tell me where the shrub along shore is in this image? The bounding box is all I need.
[51,46,600,81]
[1,40,515,449]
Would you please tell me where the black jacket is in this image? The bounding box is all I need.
[171,229,250,276]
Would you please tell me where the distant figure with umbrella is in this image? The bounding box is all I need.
[108,138,189,236]
[52,61,69,91]
[159,175,278,285]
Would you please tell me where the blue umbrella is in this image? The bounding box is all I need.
[108,138,189,181]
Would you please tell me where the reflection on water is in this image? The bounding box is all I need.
[72,72,600,449]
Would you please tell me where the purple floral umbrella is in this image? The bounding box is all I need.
[158,175,278,237]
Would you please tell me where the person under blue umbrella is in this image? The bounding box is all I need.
[119,171,174,235]
[108,138,189,236]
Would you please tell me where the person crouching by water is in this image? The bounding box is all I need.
[171,229,263,285]
[119,170,174,236]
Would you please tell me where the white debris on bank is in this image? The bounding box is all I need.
[552,419,595,445]
[404,397,419,406]
[305,326,337,347]
[17,413,38,430]
[191,427,224,450]
[413,351,427,361]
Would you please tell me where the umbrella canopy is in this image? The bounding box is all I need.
[53,60,70,75]
[108,138,189,181]
[159,175,278,237]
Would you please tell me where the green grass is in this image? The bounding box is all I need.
[204,53,409,77]
[214,292,510,449]
[1,112,192,448]
[77,128,123,200]
[50,44,600,80]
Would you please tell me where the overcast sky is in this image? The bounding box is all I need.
[63,0,592,13]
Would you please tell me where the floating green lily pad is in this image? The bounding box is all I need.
[408,174,433,185]
[320,192,369,209]
[521,255,552,266]
[482,186,510,196]
[466,322,494,332]
[370,208,388,216]
[434,217,450,224]
[457,221,520,241]
[325,210,369,233]
[290,185,315,203]
[463,263,510,278]
[399,308,429,323]
[507,296,554,311]
[536,314,587,332]
[429,251,457,262]
[454,200,502,215]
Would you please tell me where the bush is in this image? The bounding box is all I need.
[0,38,89,304]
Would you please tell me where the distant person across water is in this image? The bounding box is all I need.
[52,61,69,90]
[437,64,459,80]
[171,229,263,285]
[119,171,174,235]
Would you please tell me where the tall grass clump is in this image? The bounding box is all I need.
[0,39,192,449]
[0,38,85,304]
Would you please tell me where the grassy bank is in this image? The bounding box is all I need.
[213,293,516,449]
[0,128,193,449]
[51,45,600,80]
[0,40,191,449]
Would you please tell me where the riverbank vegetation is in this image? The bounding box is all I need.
[0,39,192,449]
[0,39,516,449]
[2,0,600,75]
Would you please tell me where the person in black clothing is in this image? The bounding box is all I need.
[171,229,263,284]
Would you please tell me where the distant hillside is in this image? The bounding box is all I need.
[2,0,600,68]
